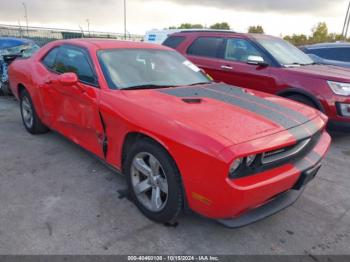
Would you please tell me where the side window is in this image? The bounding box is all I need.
[162,36,186,49]
[53,46,96,85]
[41,47,59,69]
[187,37,224,58]
[224,38,262,63]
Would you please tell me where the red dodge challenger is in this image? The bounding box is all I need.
[8,39,331,228]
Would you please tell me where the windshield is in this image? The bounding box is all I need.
[98,49,211,89]
[256,37,314,66]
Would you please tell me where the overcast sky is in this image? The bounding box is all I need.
[0,0,348,36]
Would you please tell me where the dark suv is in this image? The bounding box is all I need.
[163,31,350,130]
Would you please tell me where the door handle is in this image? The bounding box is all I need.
[221,65,233,70]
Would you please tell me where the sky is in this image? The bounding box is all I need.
[0,0,349,36]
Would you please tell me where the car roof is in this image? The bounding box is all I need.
[302,42,350,49]
[54,38,171,51]
[0,37,34,49]
[169,31,278,41]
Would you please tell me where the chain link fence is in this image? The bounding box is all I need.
[0,24,143,46]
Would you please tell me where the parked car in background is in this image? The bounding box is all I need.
[300,42,350,68]
[164,31,350,130]
[144,29,181,44]
[8,39,330,227]
[0,37,39,95]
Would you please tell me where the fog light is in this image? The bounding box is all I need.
[337,103,350,117]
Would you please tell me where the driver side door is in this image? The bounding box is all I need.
[41,45,105,158]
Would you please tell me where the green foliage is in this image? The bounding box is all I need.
[170,23,204,29]
[284,22,347,46]
[168,22,231,30]
[248,25,264,34]
[210,22,230,30]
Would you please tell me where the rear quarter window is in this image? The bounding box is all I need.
[187,37,224,58]
[41,47,59,69]
[162,36,186,49]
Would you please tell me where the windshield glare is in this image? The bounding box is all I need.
[256,38,314,66]
[98,49,211,89]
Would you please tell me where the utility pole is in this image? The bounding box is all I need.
[86,19,90,37]
[78,25,84,38]
[342,1,350,39]
[22,2,29,35]
[124,0,127,40]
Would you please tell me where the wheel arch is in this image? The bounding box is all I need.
[120,131,190,213]
[121,131,175,173]
[277,87,325,113]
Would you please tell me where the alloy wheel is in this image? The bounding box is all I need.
[131,152,169,212]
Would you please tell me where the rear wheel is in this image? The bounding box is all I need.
[286,94,318,110]
[20,89,49,134]
[125,139,183,223]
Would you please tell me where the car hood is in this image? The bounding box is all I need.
[284,64,350,82]
[121,83,321,145]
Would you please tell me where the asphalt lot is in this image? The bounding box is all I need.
[0,96,350,255]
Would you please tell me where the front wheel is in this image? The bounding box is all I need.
[125,139,184,223]
[20,89,49,134]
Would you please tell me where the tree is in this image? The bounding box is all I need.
[283,22,346,46]
[177,23,204,29]
[248,25,264,34]
[328,33,344,42]
[284,34,308,46]
[310,22,328,43]
[210,22,230,30]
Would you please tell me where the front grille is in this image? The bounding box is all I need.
[261,138,312,165]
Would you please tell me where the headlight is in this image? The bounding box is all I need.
[229,158,243,176]
[328,81,350,96]
[246,155,256,166]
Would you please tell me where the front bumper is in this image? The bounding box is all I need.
[215,130,330,227]
[218,163,321,228]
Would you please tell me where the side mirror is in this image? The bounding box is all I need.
[58,73,78,86]
[247,55,268,66]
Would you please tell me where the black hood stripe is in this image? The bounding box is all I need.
[206,84,311,125]
[159,84,318,140]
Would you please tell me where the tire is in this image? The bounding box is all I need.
[124,139,183,223]
[20,89,49,134]
[286,94,318,109]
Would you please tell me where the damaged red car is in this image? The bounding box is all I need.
[8,39,331,227]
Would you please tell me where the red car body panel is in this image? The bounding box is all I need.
[169,32,350,129]
[8,39,331,221]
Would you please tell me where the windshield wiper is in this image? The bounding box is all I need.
[122,82,213,90]
[187,81,213,87]
[284,62,302,67]
[285,62,317,67]
[301,62,318,66]
[122,84,175,90]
